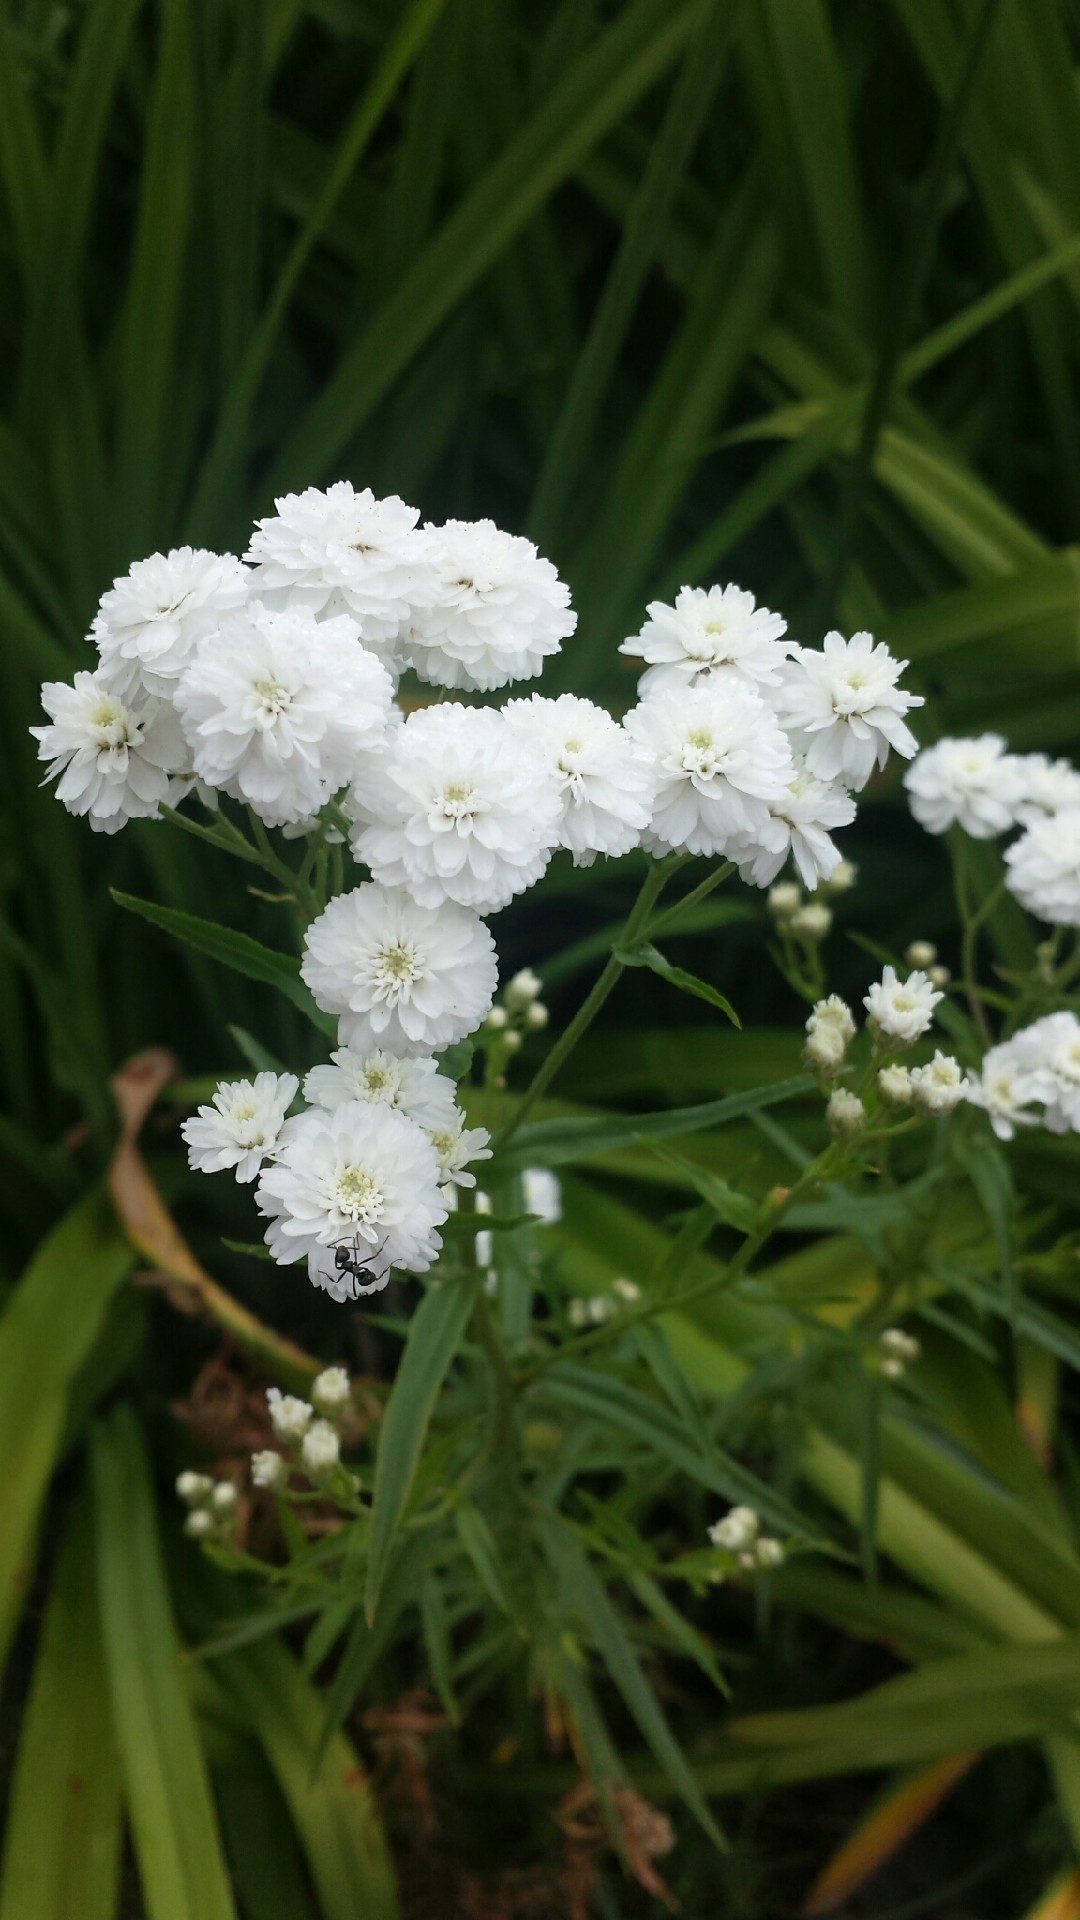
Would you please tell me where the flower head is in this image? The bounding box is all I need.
[804,996,855,1075]
[624,679,793,858]
[175,603,394,826]
[32,670,187,834]
[709,1505,759,1551]
[505,693,656,866]
[909,1051,969,1116]
[301,885,497,1056]
[1005,809,1080,926]
[864,966,942,1046]
[775,631,922,789]
[304,1047,460,1132]
[92,548,251,697]
[181,1072,299,1182]
[732,763,856,890]
[405,519,575,690]
[430,1111,492,1189]
[245,482,434,669]
[904,735,1026,838]
[301,1419,341,1475]
[252,1450,284,1489]
[351,704,562,914]
[266,1389,314,1440]
[827,1087,867,1137]
[621,583,789,695]
[1013,753,1080,822]
[312,1366,351,1416]
[257,1100,448,1298]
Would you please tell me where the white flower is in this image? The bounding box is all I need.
[312,1366,351,1416]
[181,1072,298,1182]
[266,1389,314,1440]
[305,1047,460,1133]
[732,764,856,890]
[351,704,562,914]
[522,1167,562,1223]
[256,1101,448,1298]
[624,679,793,858]
[709,1505,759,1551]
[405,519,575,690]
[621,583,788,695]
[245,482,435,669]
[864,966,942,1046]
[1013,753,1080,822]
[176,1471,214,1505]
[1005,810,1080,926]
[904,735,1026,839]
[754,1537,784,1569]
[92,548,251,696]
[827,1088,866,1137]
[775,631,922,790]
[878,1064,913,1107]
[804,996,854,1075]
[301,1419,341,1475]
[430,1112,492,1189]
[175,603,394,827]
[504,693,656,867]
[964,1040,1039,1140]
[251,1450,284,1489]
[909,1051,969,1116]
[32,670,187,834]
[969,1011,1080,1137]
[301,885,497,1056]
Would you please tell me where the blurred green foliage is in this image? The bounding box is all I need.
[4,0,1080,1913]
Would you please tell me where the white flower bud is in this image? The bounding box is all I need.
[910,1051,968,1117]
[755,1536,784,1569]
[905,940,937,969]
[312,1366,351,1416]
[301,1419,341,1475]
[821,858,857,896]
[251,1450,285,1490]
[709,1505,759,1551]
[185,1509,215,1538]
[502,1028,523,1055]
[588,1296,615,1324]
[266,1388,314,1441]
[505,967,542,1010]
[880,1354,905,1380]
[878,1063,913,1107]
[767,882,802,922]
[210,1481,237,1513]
[612,1277,641,1303]
[827,1088,866,1138]
[880,1327,920,1363]
[790,902,832,941]
[176,1471,214,1507]
[804,995,855,1076]
[484,1005,510,1032]
[928,964,951,988]
[524,1001,549,1030]
[568,1299,589,1328]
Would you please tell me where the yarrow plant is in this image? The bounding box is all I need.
[34,480,923,1310]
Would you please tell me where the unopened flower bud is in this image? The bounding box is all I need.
[301,1419,341,1475]
[484,1005,509,1032]
[185,1509,215,1538]
[210,1481,237,1513]
[905,940,937,969]
[176,1471,213,1507]
[827,1088,866,1138]
[790,902,832,942]
[709,1505,759,1551]
[612,1277,641,1303]
[878,1064,913,1108]
[502,1029,523,1055]
[312,1366,351,1417]
[505,967,542,1011]
[880,1326,920,1364]
[251,1450,284,1490]
[928,964,951,988]
[767,882,802,922]
[524,1001,549,1030]
[755,1536,784,1569]
[804,995,855,1076]
[821,859,857,896]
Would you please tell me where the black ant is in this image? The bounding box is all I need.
[329,1233,389,1295]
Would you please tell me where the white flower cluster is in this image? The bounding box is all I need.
[250,1370,357,1490]
[35,493,922,1303]
[964,1010,1080,1140]
[707,1504,784,1571]
[879,1326,920,1380]
[905,735,1080,927]
[176,1468,238,1540]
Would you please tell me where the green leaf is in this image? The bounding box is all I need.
[365,1275,482,1622]
[0,1491,121,1920]
[638,1138,760,1233]
[496,1075,812,1171]
[0,1191,133,1673]
[615,942,740,1025]
[90,1406,239,1920]
[111,892,333,1033]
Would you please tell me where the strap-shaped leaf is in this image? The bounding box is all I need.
[615,941,740,1025]
[496,1074,812,1171]
[112,891,333,1032]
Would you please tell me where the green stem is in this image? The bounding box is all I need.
[643,860,734,942]
[953,833,992,1044]
[495,857,680,1149]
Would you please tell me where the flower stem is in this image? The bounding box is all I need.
[495,857,680,1149]
[643,860,734,942]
